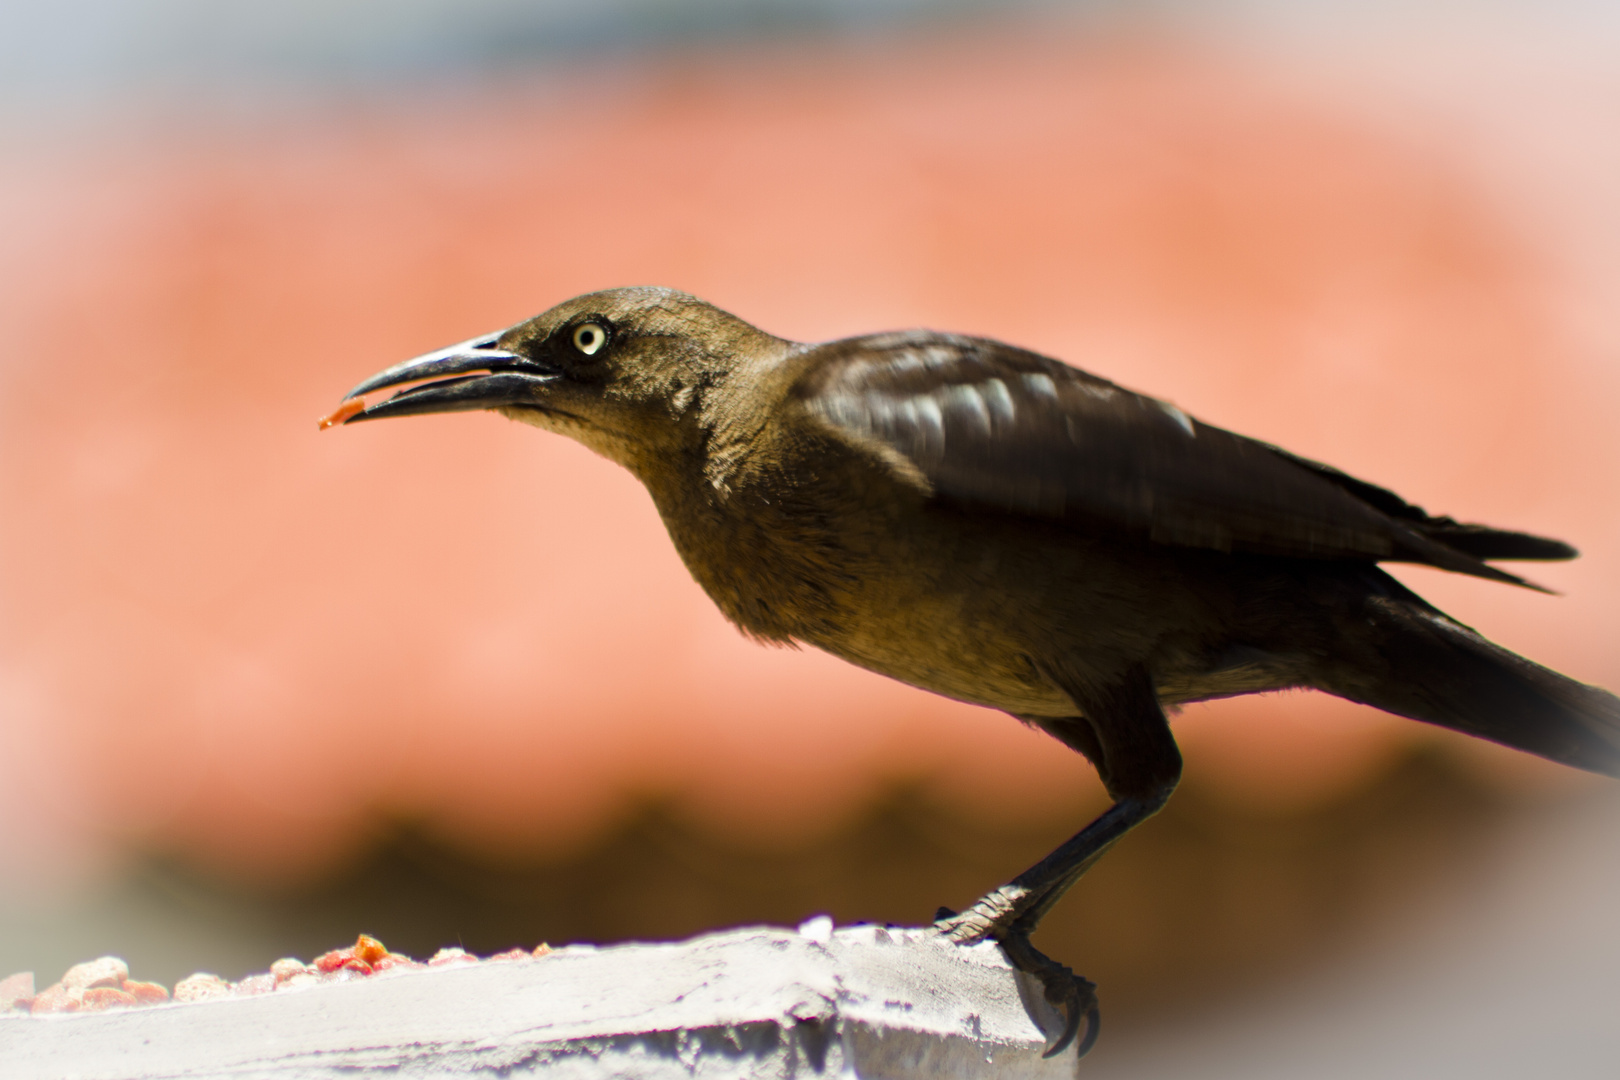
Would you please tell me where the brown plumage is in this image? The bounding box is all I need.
[331,286,1619,1058]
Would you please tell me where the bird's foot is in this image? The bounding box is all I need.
[932,883,1029,946]
[998,927,1100,1059]
[932,890,1100,1059]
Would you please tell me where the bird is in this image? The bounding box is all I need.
[326,286,1620,1058]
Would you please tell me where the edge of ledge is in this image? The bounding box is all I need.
[0,921,1081,1079]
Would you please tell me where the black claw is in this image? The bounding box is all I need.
[933,906,959,921]
[1043,988,1083,1059]
[994,927,1100,1059]
[1041,975,1099,1059]
[1073,999,1102,1059]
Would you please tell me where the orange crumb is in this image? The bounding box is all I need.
[317,398,365,430]
[353,934,388,965]
[81,987,137,1010]
[122,980,170,1005]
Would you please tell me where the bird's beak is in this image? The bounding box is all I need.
[321,330,558,428]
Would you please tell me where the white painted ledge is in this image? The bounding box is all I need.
[0,921,1081,1079]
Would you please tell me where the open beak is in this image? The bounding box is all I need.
[322,330,559,427]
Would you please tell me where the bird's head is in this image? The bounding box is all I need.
[328,287,789,472]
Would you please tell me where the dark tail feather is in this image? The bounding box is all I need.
[1418,521,1578,562]
[1324,594,1620,778]
[1272,449,1579,562]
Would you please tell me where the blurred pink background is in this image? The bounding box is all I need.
[2,0,1619,1065]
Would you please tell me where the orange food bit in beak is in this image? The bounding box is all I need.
[317,398,365,430]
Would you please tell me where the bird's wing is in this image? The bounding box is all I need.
[795,332,1568,585]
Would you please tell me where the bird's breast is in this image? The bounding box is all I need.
[648,472,1088,716]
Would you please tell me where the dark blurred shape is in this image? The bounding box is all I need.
[18,745,1502,1031]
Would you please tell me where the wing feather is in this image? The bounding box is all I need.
[796,332,1565,586]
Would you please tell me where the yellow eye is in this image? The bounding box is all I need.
[572,323,607,356]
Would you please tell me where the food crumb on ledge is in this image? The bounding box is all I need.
[124,980,170,1005]
[29,983,80,1014]
[4,933,554,1017]
[427,947,479,967]
[233,973,276,997]
[173,974,231,1003]
[63,957,128,993]
[81,987,137,1011]
[0,971,34,1012]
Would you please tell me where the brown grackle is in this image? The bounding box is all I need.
[329,287,1619,1057]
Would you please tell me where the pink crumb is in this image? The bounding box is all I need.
[30,983,79,1014]
[123,980,170,1005]
[80,987,137,1010]
[372,954,424,973]
[427,948,478,967]
[233,973,276,996]
[1,971,35,1012]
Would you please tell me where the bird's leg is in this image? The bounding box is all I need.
[933,664,1182,1058]
[933,791,1167,1057]
[934,793,1166,942]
